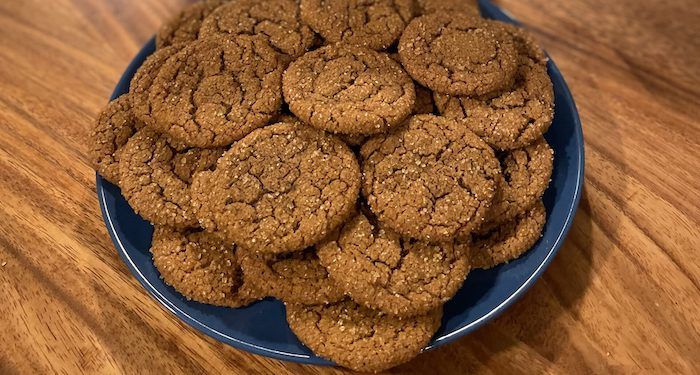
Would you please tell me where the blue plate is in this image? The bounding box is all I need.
[97,0,584,366]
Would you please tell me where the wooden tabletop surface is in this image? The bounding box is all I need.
[1,0,698,373]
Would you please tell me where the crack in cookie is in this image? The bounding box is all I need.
[191,121,360,253]
[156,0,228,48]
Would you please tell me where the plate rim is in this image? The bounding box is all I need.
[96,0,585,366]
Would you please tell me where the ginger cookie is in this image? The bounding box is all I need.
[416,0,480,17]
[283,44,415,136]
[119,128,224,229]
[285,299,442,372]
[148,36,285,148]
[317,212,470,317]
[90,94,144,185]
[300,0,415,50]
[156,0,227,48]
[191,121,360,254]
[199,0,315,60]
[361,114,500,242]
[471,201,546,269]
[434,58,554,150]
[129,45,184,128]
[485,138,553,225]
[150,225,256,307]
[399,13,518,96]
[238,247,345,304]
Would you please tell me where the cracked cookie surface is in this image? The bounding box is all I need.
[130,45,183,128]
[90,94,144,185]
[151,225,256,307]
[119,127,224,228]
[238,246,345,304]
[300,0,414,50]
[485,138,553,225]
[434,58,554,150]
[317,212,470,316]
[416,0,479,17]
[283,44,415,135]
[156,0,227,48]
[191,122,360,253]
[399,13,518,96]
[149,36,285,148]
[200,0,315,60]
[285,299,442,372]
[361,114,501,242]
[471,200,545,269]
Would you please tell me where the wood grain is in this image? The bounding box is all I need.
[0,0,698,373]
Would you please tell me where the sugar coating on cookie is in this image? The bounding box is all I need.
[485,138,553,226]
[471,201,546,269]
[90,95,144,185]
[283,44,415,136]
[434,58,554,150]
[399,13,518,96]
[416,0,480,17]
[191,121,360,253]
[238,247,345,304]
[150,225,256,307]
[317,212,470,317]
[285,300,442,372]
[149,36,285,148]
[199,0,315,60]
[119,128,224,228]
[156,0,228,48]
[300,0,415,50]
[361,114,500,242]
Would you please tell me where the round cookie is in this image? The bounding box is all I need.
[148,36,285,148]
[486,138,553,225]
[471,201,546,269]
[156,0,227,48]
[300,0,415,50]
[119,127,224,228]
[238,247,345,304]
[360,114,501,242]
[150,225,256,307]
[285,299,442,372]
[191,121,360,254]
[199,0,315,60]
[317,212,471,317]
[129,45,184,128]
[434,58,554,150]
[399,13,518,96]
[283,44,415,136]
[90,94,144,184]
[416,0,480,17]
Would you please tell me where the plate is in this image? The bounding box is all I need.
[96,0,584,366]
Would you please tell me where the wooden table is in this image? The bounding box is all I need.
[0,0,698,373]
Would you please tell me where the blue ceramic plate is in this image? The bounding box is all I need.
[97,0,584,366]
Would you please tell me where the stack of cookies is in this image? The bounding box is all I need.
[90,0,554,371]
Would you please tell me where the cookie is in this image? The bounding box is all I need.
[283,44,415,136]
[486,138,553,225]
[150,225,256,307]
[191,121,360,253]
[238,247,345,304]
[90,94,144,184]
[399,13,518,96]
[156,0,227,48]
[300,0,414,50]
[317,212,470,317]
[119,127,224,228]
[199,0,315,60]
[285,299,442,372]
[434,58,554,150]
[416,0,480,17]
[129,44,184,128]
[470,201,546,269]
[148,36,285,148]
[361,114,500,242]
[496,22,548,66]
